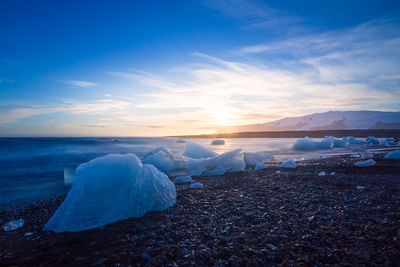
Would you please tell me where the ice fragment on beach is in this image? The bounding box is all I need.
[254,163,268,171]
[385,150,400,159]
[176,139,186,143]
[330,172,336,176]
[188,149,245,175]
[173,176,194,184]
[354,159,376,167]
[3,219,24,231]
[211,139,225,145]
[343,136,365,145]
[64,167,76,186]
[24,232,33,236]
[357,186,366,190]
[44,154,176,232]
[142,146,174,174]
[359,151,373,159]
[314,138,333,149]
[244,152,273,167]
[292,137,316,150]
[318,171,326,176]
[183,142,218,159]
[276,170,281,173]
[365,136,380,146]
[280,159,297,168]
[190,182,204,189]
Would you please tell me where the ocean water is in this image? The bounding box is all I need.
[0,137,373,209]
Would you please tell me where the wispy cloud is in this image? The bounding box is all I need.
[0,99,131,124]
[60,80,98,87]
[108,18,400,130]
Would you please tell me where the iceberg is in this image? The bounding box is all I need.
[365,136,380,146]
[142,146,174,174]
[254,163,268,171]
[292,137,334,150]
[187,149,245,176]
[385,150,400,159]
[354,159,376,167]
[3,219,24,231]
[64,167,76,186]
[318,171,326,176]
[292,137,316,150]
[343,136,365,145]
[183,142,218,159]
[189,182,204,189]
[244,152,273,167]
[314,139,333,149]
[211,139,225,145]
[173,176,194,184]
[44,153,176,232]
[280,159,297,168]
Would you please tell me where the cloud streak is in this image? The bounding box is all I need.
[60,80,98,87]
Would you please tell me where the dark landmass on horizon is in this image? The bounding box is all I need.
[171,129,400,139]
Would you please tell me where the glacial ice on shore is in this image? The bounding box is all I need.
[244,152,273,167]
[173,176,194,184]
[343,136,365,145]
[3,219,24,231]
[142,146,174,174]
[190,182,204,189]
[254,163,268,171]
[280,159,297,168]
[64,167,76,186]
[385,150,400,159]
[211,140,225,145]
[183,142,218,159]
[44,153,176,232]
[292,137,334,150]
[187,149,245,176]
[354,159,376,167]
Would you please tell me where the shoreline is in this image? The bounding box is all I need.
[171,129,400,138]
[1,153,399,265]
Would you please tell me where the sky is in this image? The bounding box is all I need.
[0,0,399,137]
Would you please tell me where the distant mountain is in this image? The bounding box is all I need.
[217,111,400,133]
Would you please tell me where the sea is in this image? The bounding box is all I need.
[0,137,384,209]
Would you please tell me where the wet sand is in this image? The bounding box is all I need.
[1,153,399,266]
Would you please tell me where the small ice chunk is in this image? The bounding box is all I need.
[276,170,281,174]
[43,154,176,232]
[318,171,326,176]
[254,163,268,171]
[356,186,366,190]
[173,176,194,184]
[3,219,24,231]
[64,167,76,186]
[189,182,204,189]
[343,136,365,145]
[354,159,376,167]
[359,151,373,159]
[211,139,225,145]
[330,172,336,176]
[142,146,175,174]
[24,232,33,236]
[314,139,333,150]
[385,150,400,159]
[183,142,218,159]
[365,136,380,146]
[176,139,186,143]
[280,159,297,168]
[351,147,365,152]
[188,149,245,176]
[292,137,316,150]
[244,152,273,167]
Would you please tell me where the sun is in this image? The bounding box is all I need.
[213,109,232,126]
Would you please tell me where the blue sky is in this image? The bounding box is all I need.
[1,0,399,136]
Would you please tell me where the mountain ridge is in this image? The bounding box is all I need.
[217,110,400,133]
